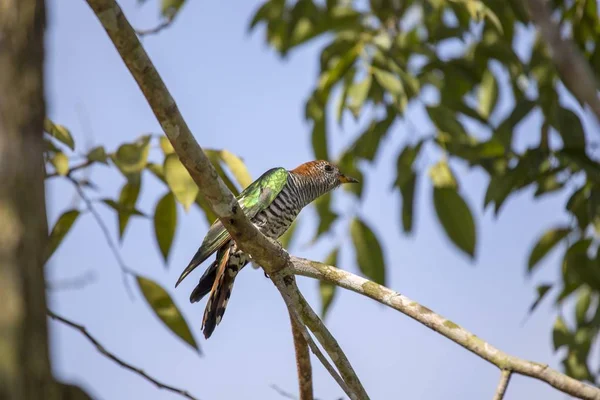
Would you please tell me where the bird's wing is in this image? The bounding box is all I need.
[175,167,288,286]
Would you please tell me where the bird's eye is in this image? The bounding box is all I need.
[324,164,334,173]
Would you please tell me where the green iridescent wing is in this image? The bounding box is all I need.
[175,167,288,286]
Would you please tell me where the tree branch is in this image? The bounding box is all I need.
[526,0,600,123]
[48,310,198,400]
[69,177,135,298]
[84,0,367,397]
[290,256,600,400]
[492,370,512,400]
[289,312,314,400]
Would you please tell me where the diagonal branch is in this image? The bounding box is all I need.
[48,310,199,400]
[289,312,314,400]
[526,0,600,123]
[493,370,512,400]
[290,256,600,400]
[84,0,367,397]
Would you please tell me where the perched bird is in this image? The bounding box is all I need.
[175,160,359,339]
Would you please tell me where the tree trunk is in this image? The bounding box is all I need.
[0,1,90,399]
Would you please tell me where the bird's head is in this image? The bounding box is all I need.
[291,160,359,193]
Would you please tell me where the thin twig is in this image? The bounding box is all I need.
[270,384,299,400]
[289,311,314,400]
[48,310,198,400]
[46,270,96,291]
[68,177,135,298]
[46,160,93,179]
[526,0,600,124]
[136,16,175,37]
[273,273,368,400]
[291,256,600,400]
[493,370,512,400]
[280,289,356,400]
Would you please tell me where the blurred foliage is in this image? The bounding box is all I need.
[45,0,600,384]
[244,0,600,384]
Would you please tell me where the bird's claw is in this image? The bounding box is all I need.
[264,272,270,279]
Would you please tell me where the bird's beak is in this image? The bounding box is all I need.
[339,174,359,184]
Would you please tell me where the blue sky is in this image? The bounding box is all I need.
[45,1,589,399]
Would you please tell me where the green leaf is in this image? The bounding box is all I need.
[154,192,177,263]
[478,69,499,119]
[317,43,361,96]
[111,136,151,181]
[218,150,253,189]
[117,180,141,240]
[205,150,241,196]
[101,199,146,217]
[347,75,372,118]
[575,287,592,326]
[320,248,338,319]
[313,192,337,240]
[528,283,552,314]
[136,275,199,352]
[400,173,417,234]
[350,111,395,161]
[161,0,186,19]
[432,187,476,258]
[372,68,404,96]
[312,114,328,161]
[51,152,69,176]
[350,218,386,285]
[557,107,586,149]
[86,146,108,164]
[159,136,174,155]
[428,160,458,189]
[395,141,423,188]
[426,106,468,138]
[45,209,80,262]
[552,316,571,350]
[164,153,199,211]
[44,118,75,150]
[527,227,571,273]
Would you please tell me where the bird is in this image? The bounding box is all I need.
[175,160,359,339]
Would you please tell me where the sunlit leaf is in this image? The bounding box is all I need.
[164,153,199,211]
[45,209,80,262]
[154,192,177,263]
[111,136,151,181]
[575,287,592,326]
[51,152,69,176]
[350,218,386,285]
[317,43,361,95]
[553,316,571,350]
[44,118,75,150]
[161,0,186,19]
[373,68,404,96]
[205,150,241,196]
[347,75,372,118]
[159,136,174,155]
[478,69,499,119]
[528,227,571,273]
[428,160,458,189]
[218,150,253,189]
[136,275,199,352]
[432,187,476,258]
[320,248,338,319]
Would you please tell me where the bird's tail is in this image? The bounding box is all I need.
[200,246,243,339]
